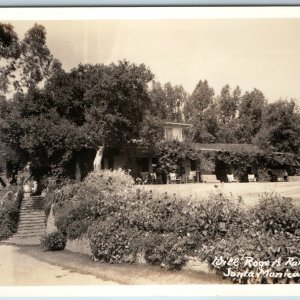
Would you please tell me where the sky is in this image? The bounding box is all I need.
[8,18,300,103]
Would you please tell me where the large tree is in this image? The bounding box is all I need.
[184,79,215,121]
[254,99,300,154]
[234,88,266,143]
[218,85,241,124]
[148,81,187,122]
[0,60,154,180]
[0,23,60,97]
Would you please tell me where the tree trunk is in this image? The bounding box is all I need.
[75,159,81,181]
[93,146,104,172]
[0,176,6,188]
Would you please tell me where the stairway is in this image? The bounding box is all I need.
[6,193,46,245]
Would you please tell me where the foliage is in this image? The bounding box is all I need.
[0,186,23,240]
[0,58,154,181]
[88,217,140,264]
[184,79,215,119]
[217,152,258,181]
[253,193,300,235]
[40,231,66,251]
[218,85,241,124]
[143,233,190,270]
[153,140,199,176]
[254,100,300,154]
[198,153,215,174]
[48,168,300,279]
[139,114,164,148]
[52,169,134,239]
[0,23,60,96]
[186,103,219,143]
[198,193,300,284]
[257,167,271,182]
[149,81,188,122]
[236,88,266,143]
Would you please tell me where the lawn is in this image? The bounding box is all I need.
[141,181,300,207]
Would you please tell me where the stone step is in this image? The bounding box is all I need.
[18,224,46,229]
[22,199,44,202]
[19,214,46,221]
[18,226,46,231]
[16,231,46,236]
[19,218,45,222]
[19,210,45,215]
[21,209,44,211]
[19,215,45,219]
[20,206,41,212]
[19,219,45,224]
[22,201,44,204]
[19,215,45,220]
[17,226,46,231]
[13,234,44,239]
[16,232,46,236]
[23,198,44,202]
[14,234,45,238]
[18,224,46,230]
[17,231,45,236]
[9,195,46,244]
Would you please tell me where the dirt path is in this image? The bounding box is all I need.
[0,244,117,285]
[0,244,227,285]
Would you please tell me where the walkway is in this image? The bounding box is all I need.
[0,244,226,285]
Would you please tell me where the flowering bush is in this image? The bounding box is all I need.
[197,193,300,283]
[48,169,300,279]
[143,232,192,270]
[52,169,134,240]
[253,193,300,235]
[88,216,140,264]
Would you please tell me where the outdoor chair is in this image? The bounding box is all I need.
[169,172,181,184]
[187,171,197,183]
[248,174,257,182]
[150,172,162,184]
[227,174,238,183]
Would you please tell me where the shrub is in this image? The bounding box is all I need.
[198,193,300,283]
[143,233,192,270]
[49,168,300,279]
[40,231,66,251]
[88,217,140,264]
[0,187,23,240]
[253,193,300,235]
[257,168,271,182]
[51,170,134,240]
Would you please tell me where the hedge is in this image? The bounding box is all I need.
[47,170,300,283]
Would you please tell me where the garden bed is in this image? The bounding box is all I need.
[43,170,300,284]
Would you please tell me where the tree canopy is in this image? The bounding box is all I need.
[1,23,300,183]
[0,23,60,97]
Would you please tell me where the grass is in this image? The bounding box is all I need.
[14,245,228,284]
[141,181,300,207]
